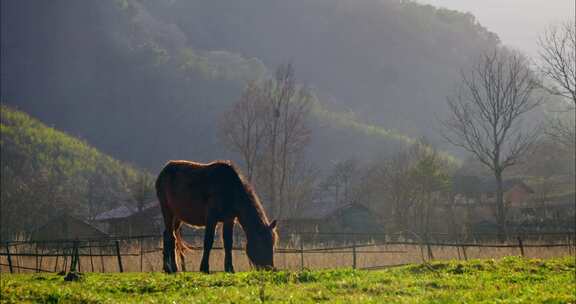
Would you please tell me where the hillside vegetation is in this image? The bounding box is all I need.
[0,105,148,239]
[1,0,500,170]
[1,257,574,303]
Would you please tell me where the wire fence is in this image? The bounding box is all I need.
[1,231,574,274]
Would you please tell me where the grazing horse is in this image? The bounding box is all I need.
[155,160,278,273]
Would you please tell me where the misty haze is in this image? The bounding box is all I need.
[1,1,574,302]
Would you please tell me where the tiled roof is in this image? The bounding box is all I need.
[94,201,159,221]
[294,202,370,220]
[452,176,534,194]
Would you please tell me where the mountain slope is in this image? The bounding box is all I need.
[0,105,146,239]
[0,0,498,170]
[157,0,500,137]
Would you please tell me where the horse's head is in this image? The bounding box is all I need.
[246,220,278,270]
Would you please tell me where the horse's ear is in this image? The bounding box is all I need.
[269,219,278,230]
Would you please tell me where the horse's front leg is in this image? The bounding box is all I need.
[200,217,217,273]
[223,219,235,273]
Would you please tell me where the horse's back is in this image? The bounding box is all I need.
[156,160,237,226]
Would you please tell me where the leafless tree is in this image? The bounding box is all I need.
[265,64,313,219]
[538,21,576,104]
[379,150,415,232]
[318,159,362,207]
[542,97,576,154]
[538,21,576,152]
[127,171,154,211]
[220,64,312,219]
[441,48,542,239]
[407,143,452,240]
[281,157,319,218]
[219,82,268,181]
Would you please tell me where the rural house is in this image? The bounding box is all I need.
[94,201,163,237]
[451,176,536,235]
[30,213,108,241]
[281,202,385,242]
[452,176,534,207]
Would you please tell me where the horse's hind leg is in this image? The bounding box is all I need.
[163,229,177,273]
[161,206,178,273]
[223,219,235,273]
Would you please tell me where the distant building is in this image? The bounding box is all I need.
[31,213,108,241]
[513,192,576,233]
[281,202,385,242]
[94,201,163,237]
[451,176,548,235]
[453,176,534,207]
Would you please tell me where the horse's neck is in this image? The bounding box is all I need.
[236,203,268,239]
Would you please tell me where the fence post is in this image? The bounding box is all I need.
[54,247,60,272]
[517,236,525,257]
[14,245,20,273]
[77,241,82,273]
[426,241,434,260]
[69,240,79,272]
[300,239,304,271]
[100,241,105,273]
[35,245,39,273]
[139,238,143,272]
[352,241,357,269]
[115,240,123,273]
[5,244,13,274]
[88,242,94,272]
[63,247,69,273]
[38,246,45,273]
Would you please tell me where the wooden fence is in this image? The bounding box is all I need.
[1,232,574,274]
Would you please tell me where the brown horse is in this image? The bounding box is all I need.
[155,160,277,273]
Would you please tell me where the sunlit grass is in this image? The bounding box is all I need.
[1,256,574,303]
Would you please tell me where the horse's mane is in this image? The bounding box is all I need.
[212,161,274,237]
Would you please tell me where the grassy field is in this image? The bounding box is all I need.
[1,256,574,303]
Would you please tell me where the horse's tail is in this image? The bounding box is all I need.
[174,228,194,254]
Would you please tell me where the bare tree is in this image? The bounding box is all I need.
[127,171,154,212]
[262,64,312,219]
[219,82,268,181]
[318,159,362,206]
[379,150,415,232]
[220,64,312,219]
[538,21,576,152]
[545,109,575,150]
[441,49,541,239]
[538,21,576,104]
[282,157,319,218]
[408,143,452,240]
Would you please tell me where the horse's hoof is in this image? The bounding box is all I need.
[163,266,177,274]
[64,272,83,281]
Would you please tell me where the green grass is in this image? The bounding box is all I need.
[1,256,574,303]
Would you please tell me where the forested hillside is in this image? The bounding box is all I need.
[1,0,500,171]
[0,105,148,240]
[157,0,500,133]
